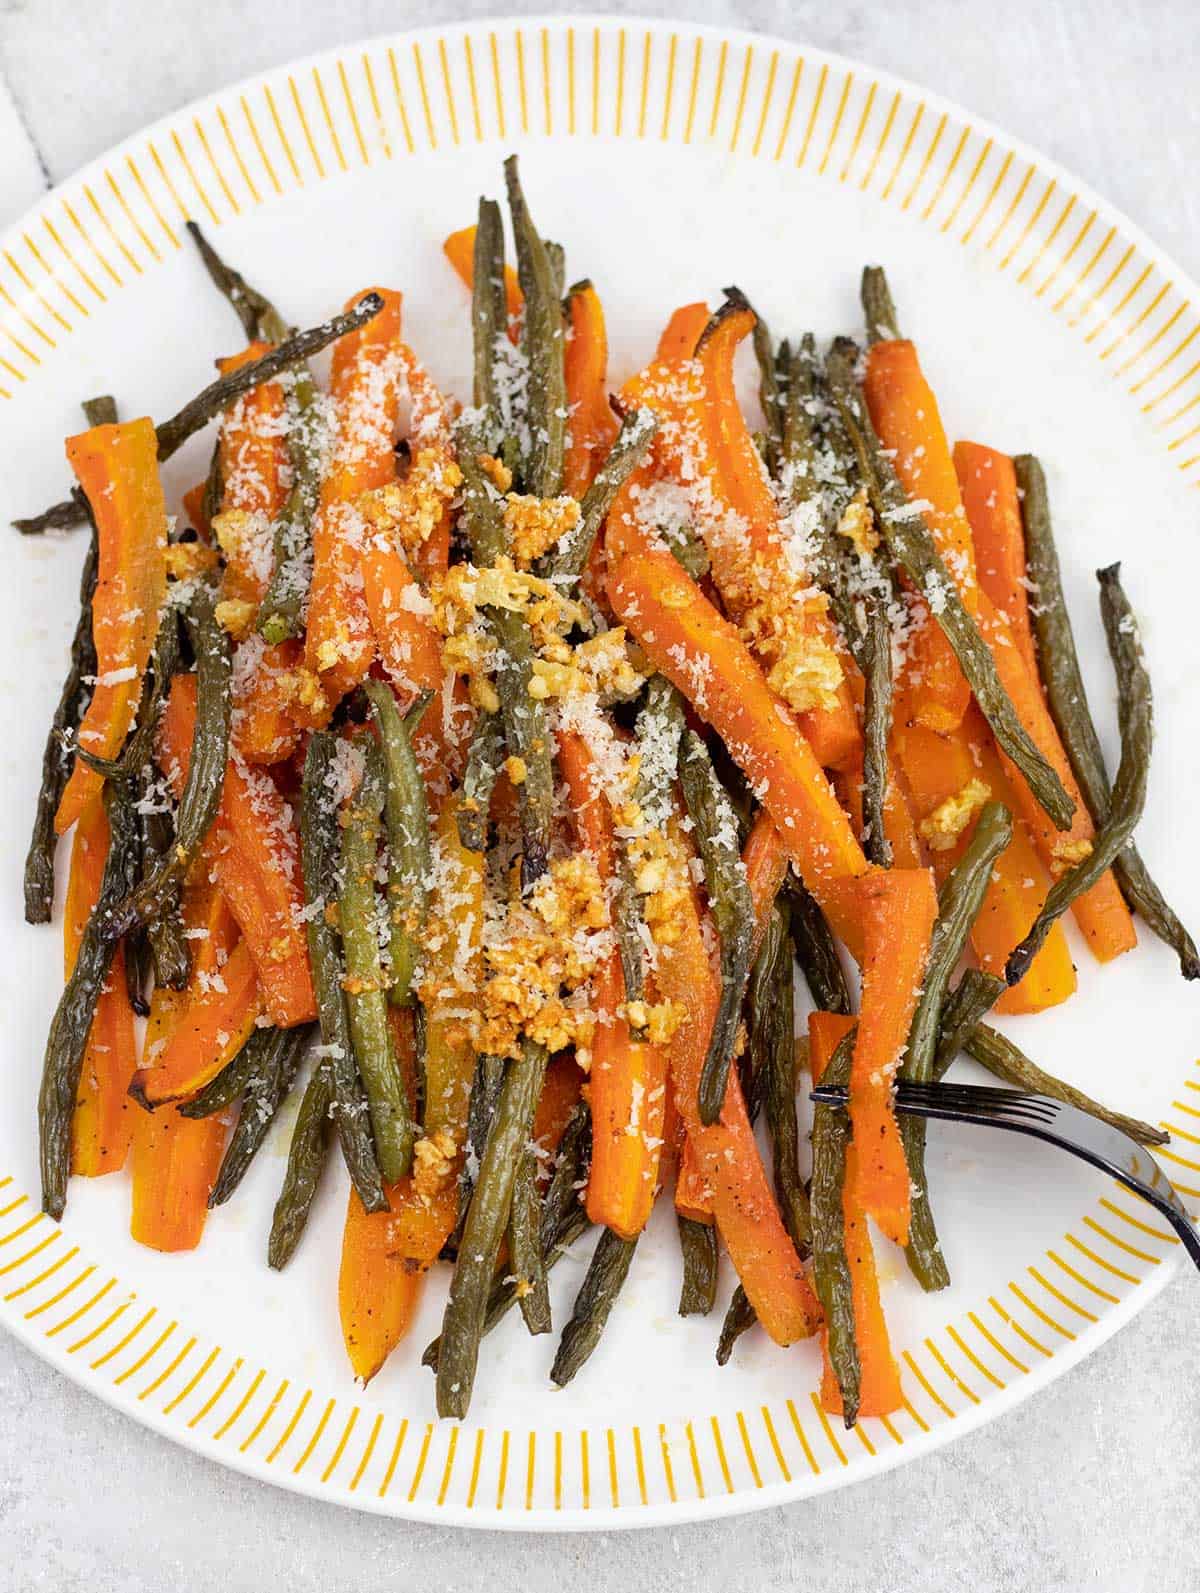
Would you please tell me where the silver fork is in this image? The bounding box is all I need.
[809,1079,1200,1271]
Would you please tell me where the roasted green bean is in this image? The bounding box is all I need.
[788,876,852,1015]
[749,302,784,476]
[81,395,118,428]
[677,1216,719,1317]
[24,514,97,922]
[1016,454,1197,979]
[38,782,139,1218]
[962,1026,1166,1146]
[178,1029,263,1118]
[298,732,386,1213]
[1006,564,1151,985]
[504,156,567,496]
[541,406,657,586]
[209,1024,314,1206]
[811,1030,860,1427]
[186,220,289,343]
[753,900,811,1255]
[509,1146,551,1334]
[456,712,504,852]
[257,368,324,643]
[268,1057,334,1270]
[365,682,432,1006]
[139,806,190,990]
[490,607,554,889]
[932,969,1006,1081]
[470,197,508,424]
[716,1285,757,1365]
[338,733,414,1183]
[551,1227,638,1388]
[861,265,901,344]
[679,730,755,1125]
[107,590,231,942]
[429,1101,593,1370]
[825,339,1074,832]
[437,1039,549,1417]
[455,1051,507,1241]
[902,802,1013,1292]
[861,588,894,867]
[156,295,381,459]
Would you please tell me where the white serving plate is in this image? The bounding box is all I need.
[0,13,1197,1530]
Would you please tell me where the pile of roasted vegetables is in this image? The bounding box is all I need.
[20,157,1195,1424]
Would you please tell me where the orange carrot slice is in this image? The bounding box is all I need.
[129,889,233,1252]
[863,338,972,734]
[656,821,822,1344]
[559,729,668,1240]
[304,287,405,708]
[57,418,167,833]
[848,868,938,1246]
[563,282,618,498]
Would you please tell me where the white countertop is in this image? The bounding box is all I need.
[1,3,1197,1588]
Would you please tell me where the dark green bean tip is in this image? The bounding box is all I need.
[268,1059,334,1270]
[861,266,901,343]
[81,396,118,428]
[14,497,88,536]
[677,1216,719,1316]
[716,1285,757,1365]
[963,1024,1169,1147]
[503,153,567,498]
[155,293,383,463]
[185,219,289,344]
[810,1030,860,1427]
[550,1227,638,1388]
[208,1025,313,1207]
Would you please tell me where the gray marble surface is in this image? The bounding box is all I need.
[0,3,1197,1588]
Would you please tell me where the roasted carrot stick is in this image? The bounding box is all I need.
[131,939,261,1106]
[656,822,821,1343]
[608,548,868,953]
[848,868,938,1246]
[130,887,233,1252]
[304,287,404,708]
[953,441,1039,678]
[809,1012,903,1420]
[894,708,1077,1014]
[361,539,444,705]
[655,302,710,361]
[214,343,304,765]
[339,1175,457,1384]
[742,808,790,962]
[64,796,137,1176]
[56,418,168,833]
[158,675,316,1027]
[862,338,972,734]
[559,729,668,1240]
[563,282,619,498]
[533,1053,585,1159]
